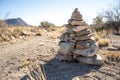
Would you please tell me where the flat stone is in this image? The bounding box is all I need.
[59,41,75,55]
[60,33,69,41]
[74,43,99,57]
[77,54,103,65]
[56,53,74,62]
[75,41,91,49]
[75,29,92,36]
[72,26,87,32]
[74,34,93,41]
[71,20,86,26]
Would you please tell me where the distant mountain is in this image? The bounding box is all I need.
[6,18,29,26]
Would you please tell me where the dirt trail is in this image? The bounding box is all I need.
[0,34,59,80]
[0,34,120,80]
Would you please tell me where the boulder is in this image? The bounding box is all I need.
[59,42,75,55]
[74,43,99,57]
[77,54,103,65]
[60,33,69,41]
[71,20,86,26]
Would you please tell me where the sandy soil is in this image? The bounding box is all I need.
[0,33,120,80]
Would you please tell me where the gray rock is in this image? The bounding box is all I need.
[56,53,74,62]
[59,42,75,55]
[66,29,74,33]
[60,33,69,41]
[74,43,99,57]
[77,54,103,65]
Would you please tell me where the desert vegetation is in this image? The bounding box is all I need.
[0,20,66,42]
[92,0,120,36]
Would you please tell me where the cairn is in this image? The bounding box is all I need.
[56,8,103,65]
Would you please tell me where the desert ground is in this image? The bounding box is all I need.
[0,30,120,80]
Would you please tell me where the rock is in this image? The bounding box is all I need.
[71,8,82,20]
[68,33,75,41]
[72,26,87,32]
[75,29,91,36]
[71,20,86,26]
[59,42,75,55]
[74,34,93,41]
[72,76,93,80]
[75,41,91,49]
[89,36,96,43]
[69,33,75,38]
[66,28,74,33]
[77,54,103,65]
[60,33,69,41]
[74,43,99,57]
[68,19,73,25]
[39,42,46,46]
[56,53,74,62]
[20,30,30,36]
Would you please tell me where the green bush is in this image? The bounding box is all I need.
[40,21,56,31]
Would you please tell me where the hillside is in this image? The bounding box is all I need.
[6,18,29,26]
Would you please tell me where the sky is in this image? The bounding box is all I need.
[0,0,115,26]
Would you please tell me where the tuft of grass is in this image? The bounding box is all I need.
[48,27,66,39]
[92,32,101,41]
[23,59,30,67]
[97,39,110,47]
[11,28,21,38]
[48,31,60,39]
[105,51,120,62]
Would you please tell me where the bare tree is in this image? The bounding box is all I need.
[102,0,120,34]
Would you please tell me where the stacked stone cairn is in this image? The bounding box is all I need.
[56,8,103,65]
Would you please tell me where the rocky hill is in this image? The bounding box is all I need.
[6,18,29,26]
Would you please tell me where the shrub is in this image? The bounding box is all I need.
[11,28,21,38]
[97,39,110,47]
[106,51,120,62]
[40,21,57,31]
[0,20,12,41]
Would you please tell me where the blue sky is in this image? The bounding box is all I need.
[0,0,114,26]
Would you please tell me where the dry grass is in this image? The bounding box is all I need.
[92,30,110,47]
[48,27,66,39]
[92,31,101,41]
[0,26,45,42]
[105,51,120,62]
[48,31,61,39]
[97,38,110,47]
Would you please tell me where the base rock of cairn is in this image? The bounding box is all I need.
[56,8,103,65]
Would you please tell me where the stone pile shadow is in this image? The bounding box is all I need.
[44,57,101,80]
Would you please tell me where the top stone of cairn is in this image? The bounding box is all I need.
[71,8,82,20]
